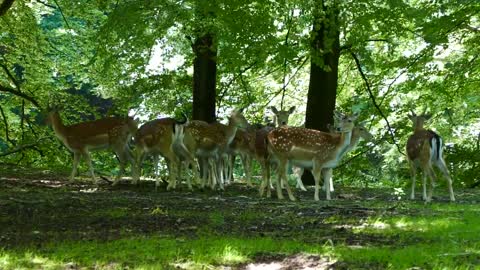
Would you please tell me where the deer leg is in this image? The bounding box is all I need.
[323,168,333,200]
[200,158,208,189]
[166,153,180,191]
[259,162,267,197]
[282,164,296,201]
[409,162,417,200]
[113,147,129,186]
[153,154,160,184]
[216,157,225,190]
[265,162,272,198]
[132,148,145,185]
[421,169,428,201]
[293,167,307,191]
[241,154,253,187]
[312,162,322,201]
[84,151,97,184]
[435,159,455,202]
[70,152,81,182]
[426,167,437,202]
[275,160,286,200]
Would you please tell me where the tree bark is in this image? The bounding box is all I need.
[0,0,15,16]
[192,33,217,123]
[302,1,341,185]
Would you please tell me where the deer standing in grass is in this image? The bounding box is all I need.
[132,117,199,190]
[266,111,358,201]
[255,106,296,196]
[292,123,374,192]
[176,109,248,190]
[223,106,295,187]
[46,108,137,185]
[406,110,455,202]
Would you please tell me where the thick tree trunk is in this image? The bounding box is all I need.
[302,2,341,185]
[192,33,217,123]
[0,0,15,16]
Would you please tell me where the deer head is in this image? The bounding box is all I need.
[269,106,295,126]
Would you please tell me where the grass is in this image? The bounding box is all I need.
[1,168,480,269]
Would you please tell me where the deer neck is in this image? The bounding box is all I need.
[50,112,68,140]
[224,121,240,146]
[414,120,426,133]
[336,130,353,158]
[347,129,361,150]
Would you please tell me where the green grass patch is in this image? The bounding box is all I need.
[0,236,327,269]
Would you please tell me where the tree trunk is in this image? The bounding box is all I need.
[0,0,15,16]
[192,33,217,123]
[302,1,341,185]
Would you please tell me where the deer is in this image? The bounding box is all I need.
[222,106,295,187]
[406,110,455,202]
[224,127,256,186]
[175,109,248,190]
[132,117,199,190]
[266,111,358,201]
[270,106,296,127]
[45,107,138,185]
[292,123,374,192]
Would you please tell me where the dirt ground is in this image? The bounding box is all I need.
[0,166,477,269]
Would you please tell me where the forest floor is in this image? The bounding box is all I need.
[1,166,480,269]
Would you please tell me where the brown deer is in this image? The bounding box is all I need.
[224,106,295,187]
[176,109,248,190]
[266,111,358,201]
[292,123,374,192]
[270,106,296,127]
[226,127,256,186]
[406,110,455,202]
[46,108,137,185]
[132,117,199,190]
[257,106,296,195]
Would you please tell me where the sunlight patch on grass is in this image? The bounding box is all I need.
[0,236,326,269]
[0,251,65,270]
[220,245,247,264]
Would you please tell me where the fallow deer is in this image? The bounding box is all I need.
[406,110,455,202]
[292,123,374,192]
[224,105,295,187]
[132,117,199,190]
[270,106,296,127]
[266,111,358,201]
[46,107,138,185]
[176,109,248,190]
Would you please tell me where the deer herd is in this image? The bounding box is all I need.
[45,105,456,203]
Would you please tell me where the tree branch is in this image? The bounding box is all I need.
[350,50,405,155]
[52,0,70,29]
[35,0,56,9]
[0,142,40,157]
[0,0,15,16]
[0,104,15,145]
[0,84,41,108]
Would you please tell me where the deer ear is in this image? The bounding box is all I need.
[408,114,415,121]
[288,106,296,114]
[333,110,344,119]
[351,112,360,120]
[423,113,432,120]
[269,106,278,114]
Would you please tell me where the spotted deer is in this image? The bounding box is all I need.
[132,117,199,190]
[292,123,373,192]
[46,107,138,185]
[406,110,455,202]
[266,111,358,201]
[224,106,296,187]
[226,127,256,186]
[176,109,248,190]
